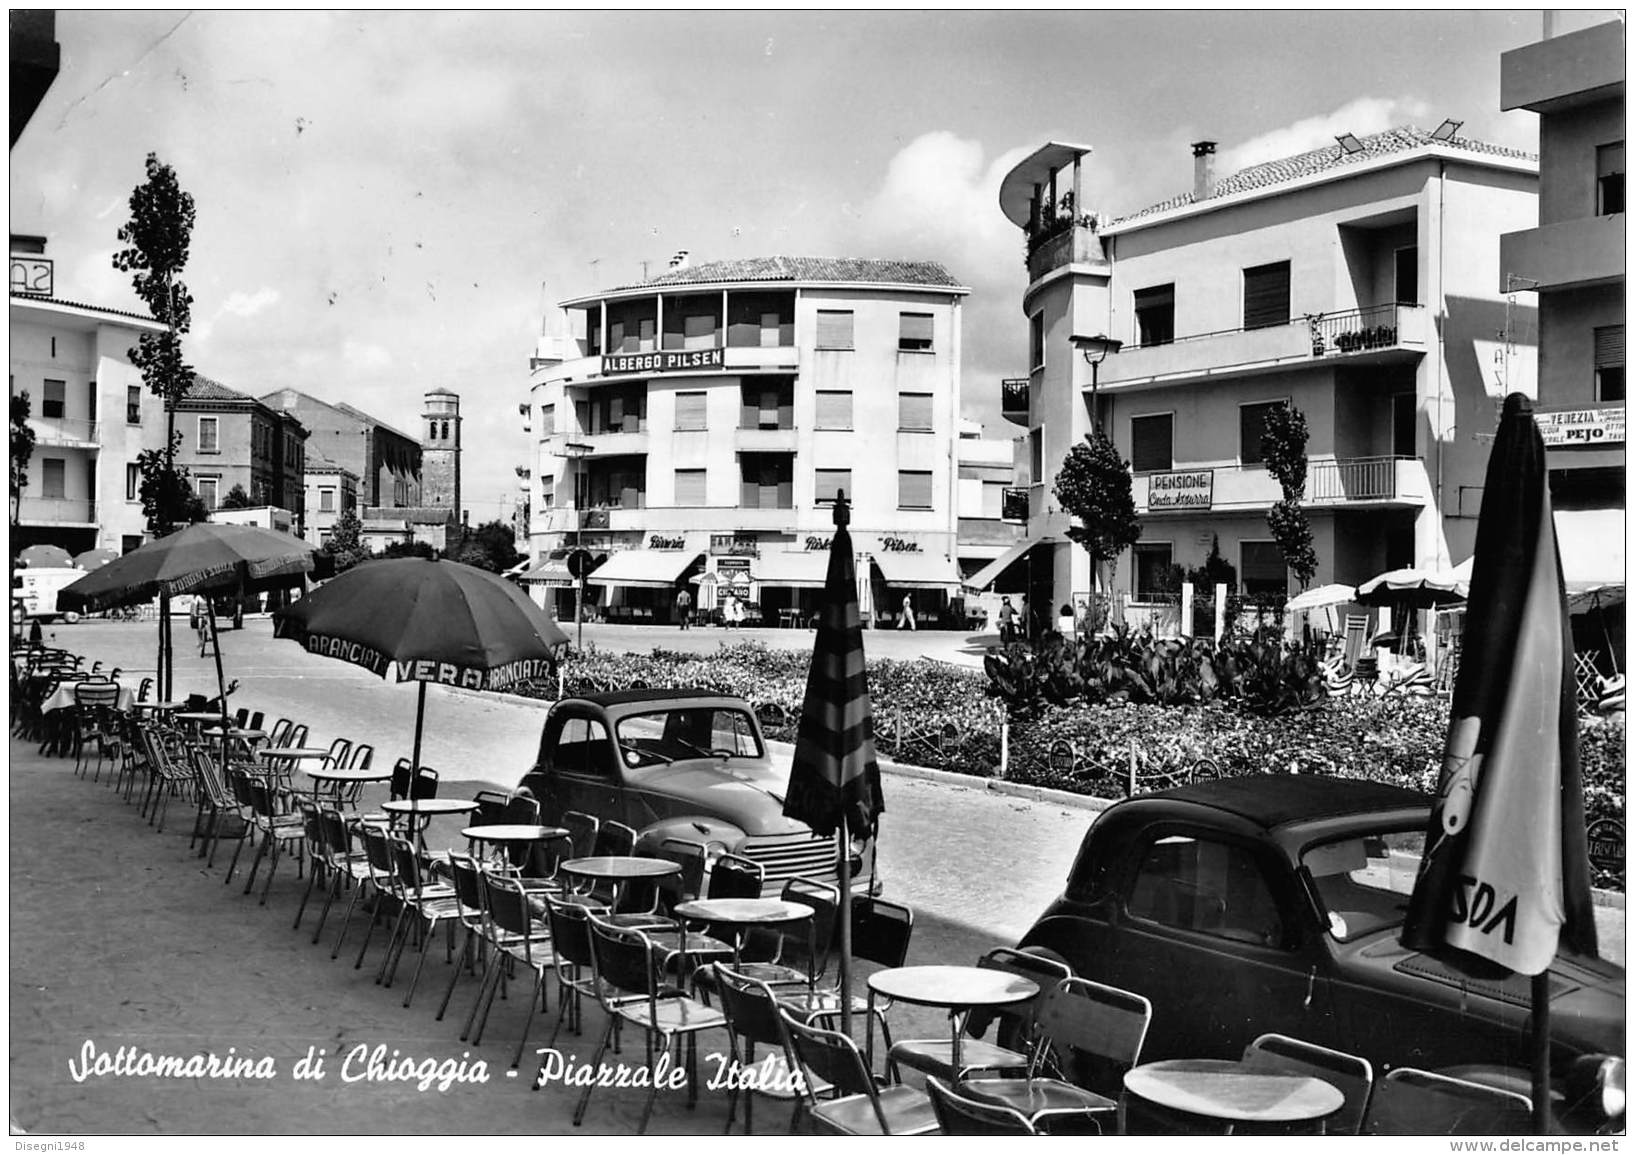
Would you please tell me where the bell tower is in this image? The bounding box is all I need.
[422,388,462,518]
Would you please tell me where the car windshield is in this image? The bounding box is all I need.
[1301,828,1426,942]
[613,707,763,768]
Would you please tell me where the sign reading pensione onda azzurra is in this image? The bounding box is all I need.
[303,635,553,690]
[1147,469,1214,511]
[603,347,725,376]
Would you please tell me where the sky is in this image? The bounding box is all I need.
[10,9,1617,525]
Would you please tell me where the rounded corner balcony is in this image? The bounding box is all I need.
[999,140,1112,284]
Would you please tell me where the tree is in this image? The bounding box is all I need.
[1260,402,1318,591]
[134,437,208,531]
[112,153,197,536]
[447,519,522,573]
[219,483,254,510]
[1053,427,1141,628]
[382,539,436,560]
[10,390,35,528]
[321,506,367,574]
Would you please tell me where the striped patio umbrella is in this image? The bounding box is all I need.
[1401,394,1598,1132]
[782,491,884,1037]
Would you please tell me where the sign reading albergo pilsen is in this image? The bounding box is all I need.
[603,347,725,376]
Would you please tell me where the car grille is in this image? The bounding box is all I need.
[739,832,838,891]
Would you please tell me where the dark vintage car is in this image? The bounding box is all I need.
[1015,775,1625,1130]
[519,689,877,897]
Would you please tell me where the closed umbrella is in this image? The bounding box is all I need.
[72,547,120,572]
[19,544,73,569]
[781,491,885,1038]
[272,557,569,775]
[1401,394,1598,1133]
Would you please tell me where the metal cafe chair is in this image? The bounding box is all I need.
[1361,1067,1532,1136]
[1242,1032,1373,1135]
[778,1006,938,1136]
[925,1074,1037,1135]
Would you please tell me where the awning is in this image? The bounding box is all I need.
[753,551,829,589]
[585,550,702,588]
[872,552,962,591]
[1555,508,1625,589]
[962,533,1054,592]
[517,559,572,584]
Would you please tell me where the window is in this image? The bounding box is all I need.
[126,463,140,501]
[319,488,335,512]
[127,386,141,424]
[675,391,707,430]
[813,390,852,430]
[540,478,554,508]
[1134,284,1175,346]
[1395,246,1419,305]
[739,454,793,509]
[1243,261,1291,330]
[815,310,854,350]
[1598,142,1625,216]
[1239,400,1285,466]
[898,312,934,352]
[538,403,555,435]
[898,393,934,432]
[196,476,219,511]
[897,470,933,510]
[41,458,65,499]
[1131,542,1173,600]
[674,468,707,506]
[1126,834,1285,947]
[42,378,64,418]
[86,383,95,422]
[553,715,613,778]
[1027,427,1045,484]
[198,416,219,453]
[815,468,851,505]
[1029,311,1045,372]
[1596,325,1625,402]
[1241,540,1288,599]
[1130,413,1174,473]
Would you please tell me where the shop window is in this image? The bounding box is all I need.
[1239,400,1285,466]
[42,378,64,419]
[1243,261,1291,330]
[815,310,854,351]
[1131,542,1173,600]
[1595,325,1625,402]
[1134,284,1175,346]
[815,391,852,430]
[1130,413,1174,473]
[1598,142,1625,216]
[897,470,932,510]
[898,312,934,352]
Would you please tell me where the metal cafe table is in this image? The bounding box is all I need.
[302,764,393,808]
[866,966,1039,1073]
[382,797,479,844]
[558,855,681,911]
[671,896,814,968]
[461,824,571,869]
[1122,1058,1343,1134]
[255,746,333,786]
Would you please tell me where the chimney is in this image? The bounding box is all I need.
[669,249,690,270]
[1191,141,1217,201]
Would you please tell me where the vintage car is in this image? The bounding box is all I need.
[1015,775,1625,1131]
[519,689,877,897]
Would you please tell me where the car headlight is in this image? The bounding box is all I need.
[1566,1054,1625,1126]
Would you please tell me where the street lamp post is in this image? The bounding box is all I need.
[1075,334,1124,630]
[558,441,594,650]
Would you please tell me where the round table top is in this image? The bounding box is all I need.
[257,747,332,760]
[460,824,570,843]
[175,712,228,724]
[1123,1059,1344,1124]
[673,898,814,925]
[133,700,188,711]
[305,766,393,783]
[559,855,682,880]
[382,798,479,815]
[866,965,1039,1010]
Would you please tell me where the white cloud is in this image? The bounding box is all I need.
[1221,96,1432,174]
[221,287,280,318]
[343,340,393,372]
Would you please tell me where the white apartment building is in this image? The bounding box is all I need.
[526,255,968,626]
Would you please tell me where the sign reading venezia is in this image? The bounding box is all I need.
[1147,469,1214,511]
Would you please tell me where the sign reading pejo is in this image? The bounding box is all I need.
[1536,407,1625,447]
[1147,470,1214,511]
[603,347,724,376]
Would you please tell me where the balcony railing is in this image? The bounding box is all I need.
[1025,219,1107,282]
[1308,455,1411,501]
[1001,378,1029,425]
[31,417,98,445]
[15,496,96,524]
[1306,304,1406,358]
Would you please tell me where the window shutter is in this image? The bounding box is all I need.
[1243,262,1291,330]
[815,310,854,350]
[1595,325,1625,367]
[815,469,851,503]
[899,312,933,350]
[815,391,852,429]
[675,392,707,429]
[759,390,779,428]
[1598,142,1625,178]
[899,393,933,430]
[675,469,706,506]
[898,470,933,509]
[760,312,781,348]
[540,404,555,435]
[1130,414,1174,472]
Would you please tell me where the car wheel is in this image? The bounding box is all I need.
[63,612,80,625]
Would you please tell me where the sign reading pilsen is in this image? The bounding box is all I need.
[603,348,725,376]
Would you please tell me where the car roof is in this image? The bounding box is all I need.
[1144,775,1430,831]
[565,688,740,709]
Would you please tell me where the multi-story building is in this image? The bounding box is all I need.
[302,452,359,548]
[421,388,462,519]
[1499,18,1626,614]
[9,274,167,557]
[989,127,1539,622]
[260,389,422,510]
[172,376,308,526]
[955,416,1024,576]
[527,254,968,625]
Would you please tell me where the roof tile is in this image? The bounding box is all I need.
[604,255,963,292]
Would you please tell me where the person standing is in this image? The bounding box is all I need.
[898,594,916,631]
[193,593,213,657]
[675,587,693,630]
[997,595,1016,644]
[725,595,742,630]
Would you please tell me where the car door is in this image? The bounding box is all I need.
[544,713,623,825]
[1102,826,1337,1060]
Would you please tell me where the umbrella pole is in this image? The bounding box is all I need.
[837,813,853,1041]
[157,595,168,702]
[410,681,426,775]
[1532,974,1550,1134]
[206,598,231,773]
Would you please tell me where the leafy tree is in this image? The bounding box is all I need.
[10,390,35,528]
[321,506,368,574]
[112,153,197,536]
[135,437,207,530]
[1260,403,1317,590]
[446,519,522,573]
[1052,427,1141,628]
[382,539,436,560]
[219,483,254,510]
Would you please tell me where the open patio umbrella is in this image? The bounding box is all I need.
[1355,564,1470,608]
[781,491,885,1039]
[72,547,120,572]
[1285,582,1356,612]
[18,544,73,569]
[272,557,570,774]
[1401,394,1598,1133]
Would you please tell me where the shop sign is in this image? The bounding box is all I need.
[1147,469,1214,511]
[1537,407,1625,447]
[710,533,759,557]
[647,534,686,550]
[10,255,52,298]
[602,347,724,376]
[879,536,921,553]
[804,535,832,552]
[1002,486,1030,523]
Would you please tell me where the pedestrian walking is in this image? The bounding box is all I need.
[997,595,1016,644]
[725,596,742,630]
[193,593,214,657]
[675,587,693,630]
[897,594,916,631]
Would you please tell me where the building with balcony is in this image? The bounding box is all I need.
[1500,19,1625,605]
[172,376,309,529]
[989,127,1539,619]
[9,286,167,557]
[956,417,1024,576]
[260,389,423,511]
[527,254,969,625]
